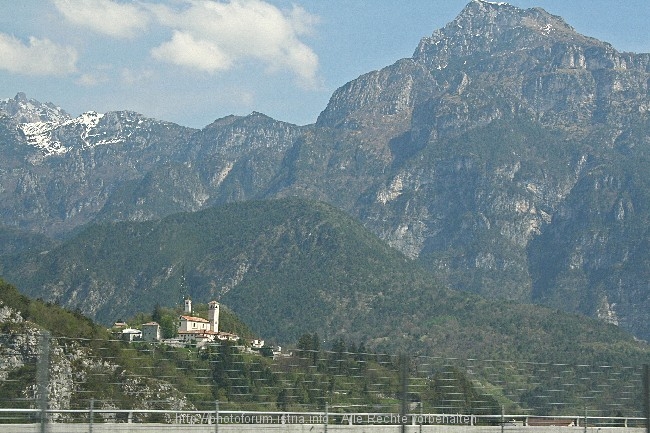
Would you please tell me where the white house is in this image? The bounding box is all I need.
[121,328,142,342]
[216,332,239,342]
[178,315,211,333]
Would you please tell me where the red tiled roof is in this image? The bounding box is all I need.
[179,315,209,323]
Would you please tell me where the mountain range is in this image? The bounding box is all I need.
[1,0,650,343]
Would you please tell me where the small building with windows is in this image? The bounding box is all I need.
[178,315,211,333]
[142,321,161,341]
[121,328,142,342]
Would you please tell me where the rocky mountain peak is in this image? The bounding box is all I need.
[320,1,646,134]
[202,112,290,132]
[413,1,600,68]
[0,93,70,125]
[194,110,304,157]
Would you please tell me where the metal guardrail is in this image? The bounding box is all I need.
[0,407,646,427]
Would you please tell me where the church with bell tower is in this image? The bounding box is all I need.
[177,296,230,345]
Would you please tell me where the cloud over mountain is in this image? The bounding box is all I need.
[53,0,150,39]
[0,34,77,76]
[147,0,319,84]
[49,0,319,84]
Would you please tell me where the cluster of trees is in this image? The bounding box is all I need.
[293,333,499,414]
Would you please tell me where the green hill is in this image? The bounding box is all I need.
[2,198,649,367]
[0,278,415,415]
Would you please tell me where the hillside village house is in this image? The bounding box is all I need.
[111,321,143,342]
[121,327,142,342]
[142,322,161,342]
[115,298,250,347]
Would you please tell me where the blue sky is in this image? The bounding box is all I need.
[1,0,648,128]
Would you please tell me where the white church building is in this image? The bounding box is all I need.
[177,299,238,345]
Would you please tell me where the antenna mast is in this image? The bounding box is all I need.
[180,265,186,307]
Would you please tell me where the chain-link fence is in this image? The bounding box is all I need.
[0,331,648,429]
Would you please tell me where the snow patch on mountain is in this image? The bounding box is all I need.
[476,0,509,5]
[20,121,70,155]
[19,111,106,156]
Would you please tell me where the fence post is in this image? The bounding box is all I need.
[214,400,219,433]
[400,353,408,433]
[89,398,94,433]
[37,331,50,433]
[501,405,505,433]
[643,364,650,433]
[324,402,328,433]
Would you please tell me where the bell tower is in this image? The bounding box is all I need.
[184,297,192,314]
[208,301,219,333]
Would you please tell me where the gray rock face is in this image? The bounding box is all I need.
[0,300,191,415]
[306,0,650,336]
[2,1,650,340]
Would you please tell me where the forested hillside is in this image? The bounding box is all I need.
[2,198,648,368]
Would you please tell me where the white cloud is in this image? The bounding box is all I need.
[52,0,149,39]
[288,4,319,37]
[44,0,320,86]
[121,68,155,85]
[0,33,77,76]
[146,0,320,85]
[76,73,109,87]
[151,31,233,72]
